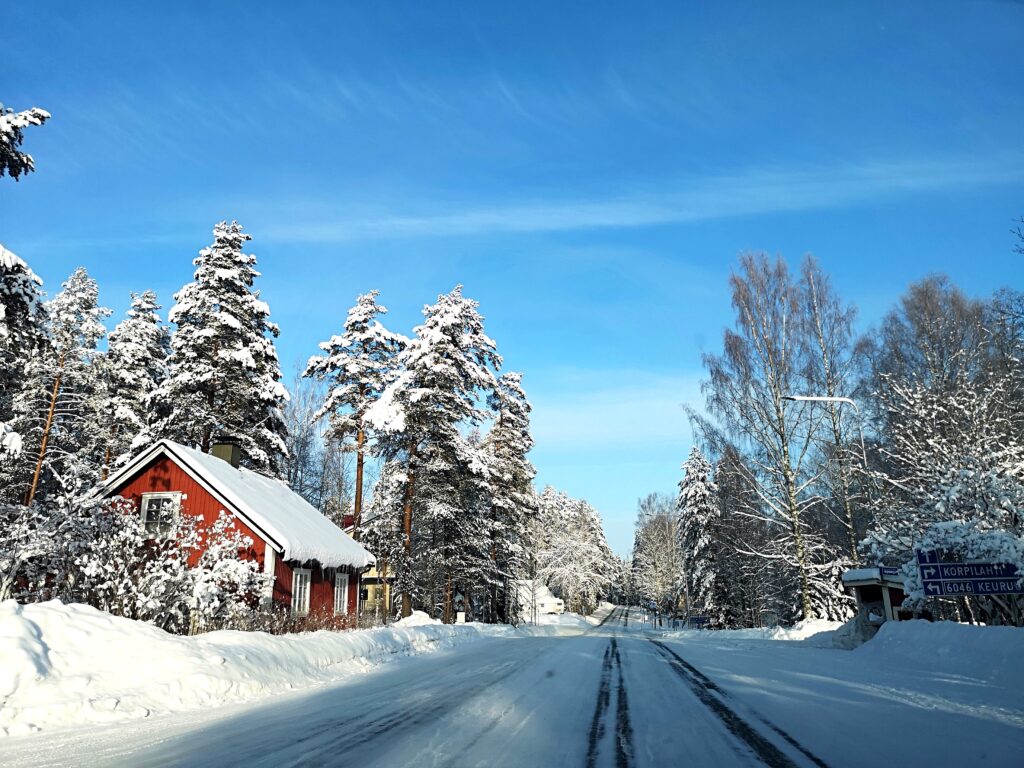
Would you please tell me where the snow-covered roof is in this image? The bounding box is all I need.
[103,440,374,569]
[841,567,904,587]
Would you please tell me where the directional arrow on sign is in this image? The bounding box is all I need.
[923,567,937,578]
[926,583,941,594]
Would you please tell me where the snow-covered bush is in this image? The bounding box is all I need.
[0,495,271,634]
[191,512,270,629]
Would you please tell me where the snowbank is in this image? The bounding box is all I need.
[855,619,1024,687]
[661,617,843,645]
[0,600,533,737]
[392,609,439,627]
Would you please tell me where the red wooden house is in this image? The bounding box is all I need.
[101,439,375,618]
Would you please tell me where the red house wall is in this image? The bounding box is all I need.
[274,554,293,606]
[111,455,267,569]
[110,453,364,620]
[348,572,360,615]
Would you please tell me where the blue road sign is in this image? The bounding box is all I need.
[916,550,939,565]
[937,562,1018,579]
[922,578,1024,597]
[916,550,1023,597]
[879,566,901,578]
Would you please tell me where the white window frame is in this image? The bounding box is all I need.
[292,568,311,616]
[140,492,181,537]
[334,572,350,616]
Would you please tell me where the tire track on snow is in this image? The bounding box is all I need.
[649,639,830,768]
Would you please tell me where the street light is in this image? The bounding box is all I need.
[781,394,868,467]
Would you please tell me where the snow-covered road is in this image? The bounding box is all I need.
[3,607,1021,767]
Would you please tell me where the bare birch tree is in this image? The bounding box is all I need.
[696,253,829,620]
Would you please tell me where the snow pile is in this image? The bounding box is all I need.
[856,619,1024,686]
[393,610,439,627]
[662,618,843,644]
[764,618,843,644]
[0,600,525,737]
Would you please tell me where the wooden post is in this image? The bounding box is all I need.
[25,353,64,506]
[380,556,389,626]
[352,424,365,541]
[400,441,417,618]
[444,571,453,624]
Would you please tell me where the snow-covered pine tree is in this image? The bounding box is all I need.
[367,285,501,619]
[99,290,170,474]
[4,267,111,504]
[305,290,406,539]
[481,372,537,622]
[0,245,45,460]
[676,447,725,626]
[155,222,289,476]
[0,103,50,181]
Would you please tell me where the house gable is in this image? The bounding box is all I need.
[104,440,373,618]
[109,453,271,569]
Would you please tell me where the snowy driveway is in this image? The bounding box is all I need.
[3,607,1021,767]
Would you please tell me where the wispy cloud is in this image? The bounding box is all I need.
[260,153,1024,243]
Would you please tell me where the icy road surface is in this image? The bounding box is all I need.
[3,607,1021,767]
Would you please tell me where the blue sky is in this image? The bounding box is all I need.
[3,2,1022,554]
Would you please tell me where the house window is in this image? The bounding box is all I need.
[140,492,181,537]
[292,568,311,616]
[334,572,349,615]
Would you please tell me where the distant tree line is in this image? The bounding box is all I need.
[632,246,1024,628]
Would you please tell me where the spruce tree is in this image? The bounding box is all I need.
[100,290,170,472]
[155,222,289,476]
[368,285,501,619]
[482,372,536,622]
[305,290,405,538]
[0,245,45,460]
[0,103,50,181]
[676,447,725,626]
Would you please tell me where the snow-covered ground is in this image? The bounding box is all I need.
[1,603,1021,767]
[0,600,592,737]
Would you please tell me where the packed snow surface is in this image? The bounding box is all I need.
[2,605,1022,767]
